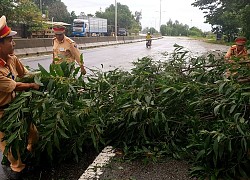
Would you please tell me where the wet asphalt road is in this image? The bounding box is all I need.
[0,36,229,179]
[20,36,228,72]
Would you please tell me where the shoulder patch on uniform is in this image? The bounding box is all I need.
[66,37,75,44]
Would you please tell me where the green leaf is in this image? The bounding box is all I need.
[38,63,50,76]
[6,109,20,122]
[190,166,206,172]
[241,137,247,151]
[21,108,29,113]
[239,117,245,123]
[20,91,32,97]
[54,65,64,76]
[234,113,241,122]
[228,139,232,153]
[204,135,211,150]
[45,123,55,129]
[214,104,221,116]
[132,107,139,119]
[218,82,227,94]
[164,122,169,134]
[162,87,174,93]
[128,122,138,127]
[6,132,18,144]
[69,84,76,93]
[53,132,60,150]
[145,95,151,105]
[213,139,218,164]
[47,79,55,92]
[49,64,56,76]
[59,119,68,130]
[58,128,69,138]
[180,87,187,93]
[134,99,141,105]
[229,104,237,114]
[34,76,44,86]
[196,149,205,161]
[73,67,80,77]
[241,92,250,96]
[237,125,245,136]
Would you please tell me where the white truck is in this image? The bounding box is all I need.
[72,17,108,37]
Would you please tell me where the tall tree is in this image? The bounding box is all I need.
[0,0,16,20]
[0,0,43,25]
[33,0,58,9]
[240,5,250,40]
[47,1,71,23]
[192,0,250,40]
[0,0,44,37]
[160,19,189,36]
[189,27,204,37]
[95,3,141,33]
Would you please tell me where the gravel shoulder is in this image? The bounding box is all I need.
[99,156,196,180]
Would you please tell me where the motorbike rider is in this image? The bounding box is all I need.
[146,32,152,46]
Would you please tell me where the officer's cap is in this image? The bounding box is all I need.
[0,15,17,39]
[53,24,66,35]
[235,36,247,45]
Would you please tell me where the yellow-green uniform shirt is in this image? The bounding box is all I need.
[225,45,248,60]
[0,55,28,113]
[146,34,152,40]
[53,36,82,65]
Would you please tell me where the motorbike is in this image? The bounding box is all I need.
[146,40,152,48]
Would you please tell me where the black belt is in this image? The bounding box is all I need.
[0,104,9,110]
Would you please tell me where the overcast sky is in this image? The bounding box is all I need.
[61,0,211,31]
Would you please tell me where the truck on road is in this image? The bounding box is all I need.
[118,28,128,36]
[72,17,107,37]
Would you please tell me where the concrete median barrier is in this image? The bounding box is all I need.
[14,36,154,57]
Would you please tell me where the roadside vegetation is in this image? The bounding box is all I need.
[1,45,250,179]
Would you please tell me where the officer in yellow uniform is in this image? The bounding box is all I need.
[0,15,39,179]
[224,37,249,78]
[52,25,86,75]
[225,36,248,61]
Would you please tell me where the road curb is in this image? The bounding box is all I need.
[78,146,115,180]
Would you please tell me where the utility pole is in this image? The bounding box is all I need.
[115,0,118,41]
[159,0,161,31]
[40,0,42,11]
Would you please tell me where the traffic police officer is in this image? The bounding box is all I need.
[0,15,39,179]
[225,36,248,61]
[224,36,249,78]
[52,25,86,75]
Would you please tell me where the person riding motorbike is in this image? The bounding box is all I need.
[146,32,152,47]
